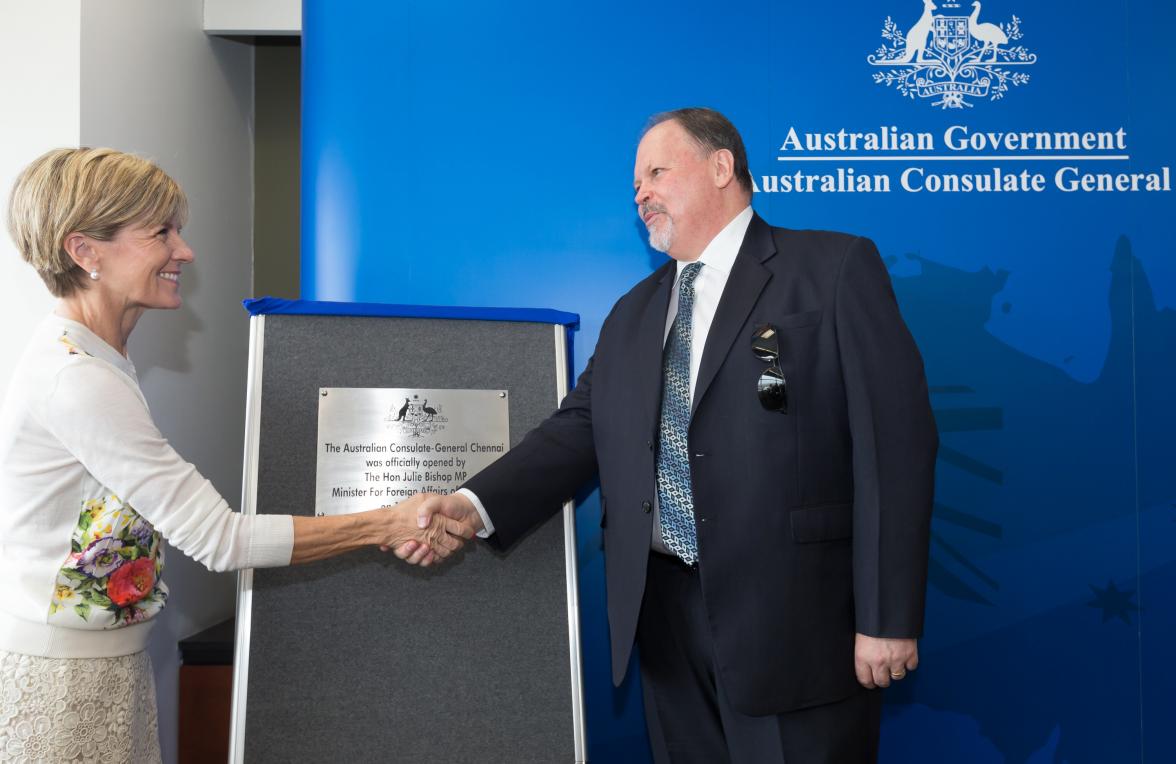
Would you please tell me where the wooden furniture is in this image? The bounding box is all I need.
[178,619,234,763]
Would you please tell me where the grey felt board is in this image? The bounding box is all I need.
[241,315,577,763]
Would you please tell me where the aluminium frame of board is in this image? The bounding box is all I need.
[227,315,588,763]
[228,314,264,763]
[555,323,588,764]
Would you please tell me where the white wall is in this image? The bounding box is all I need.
[0,2,81,392]
[78,2,255,762]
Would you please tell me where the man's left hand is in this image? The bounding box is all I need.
[854,634,918,689]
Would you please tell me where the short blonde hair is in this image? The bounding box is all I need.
[6,148,189,297]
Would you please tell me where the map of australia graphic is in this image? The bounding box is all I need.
[880,237,1175,763]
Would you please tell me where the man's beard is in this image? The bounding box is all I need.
[642,205,674,253]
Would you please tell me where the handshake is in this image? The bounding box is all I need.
[377,492,487,567]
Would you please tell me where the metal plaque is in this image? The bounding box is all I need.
[315,387,510,515]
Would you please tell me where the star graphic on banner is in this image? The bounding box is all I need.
[1086,579,1140,625]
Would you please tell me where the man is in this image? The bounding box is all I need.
[412,108,938,762]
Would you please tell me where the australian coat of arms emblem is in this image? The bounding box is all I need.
[386,394,448,438]
[868,0,1036,108]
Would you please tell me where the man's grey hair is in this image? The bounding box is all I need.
[644,107,753,195]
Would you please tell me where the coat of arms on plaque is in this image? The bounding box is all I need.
[387,394,449,438]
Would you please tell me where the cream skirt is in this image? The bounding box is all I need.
[0,649,161,763]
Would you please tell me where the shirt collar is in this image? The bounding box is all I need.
[675,205,754,279]
[47,313,138,381]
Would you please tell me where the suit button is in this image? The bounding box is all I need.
[647,440,654,451]
[642,501,652,513]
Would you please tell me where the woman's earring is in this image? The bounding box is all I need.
[89,270,100,281]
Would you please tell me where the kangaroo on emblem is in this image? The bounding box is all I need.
[899,0,937,63]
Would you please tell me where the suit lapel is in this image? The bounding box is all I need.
[636,262,676,439]
[692,215,776,413]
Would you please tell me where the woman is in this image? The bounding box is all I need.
[0,148,465,762]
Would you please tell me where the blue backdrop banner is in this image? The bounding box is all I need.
[302,2,1175,761]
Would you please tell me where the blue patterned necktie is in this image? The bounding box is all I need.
[657,262,703,564]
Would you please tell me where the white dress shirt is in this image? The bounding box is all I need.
[460,206,755,539]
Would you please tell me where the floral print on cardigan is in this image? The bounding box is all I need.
[58,330,89,357]
[48,495,168,628]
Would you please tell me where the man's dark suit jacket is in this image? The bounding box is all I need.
[464,214,938,717]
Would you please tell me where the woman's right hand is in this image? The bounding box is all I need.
[377,494,476,566]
